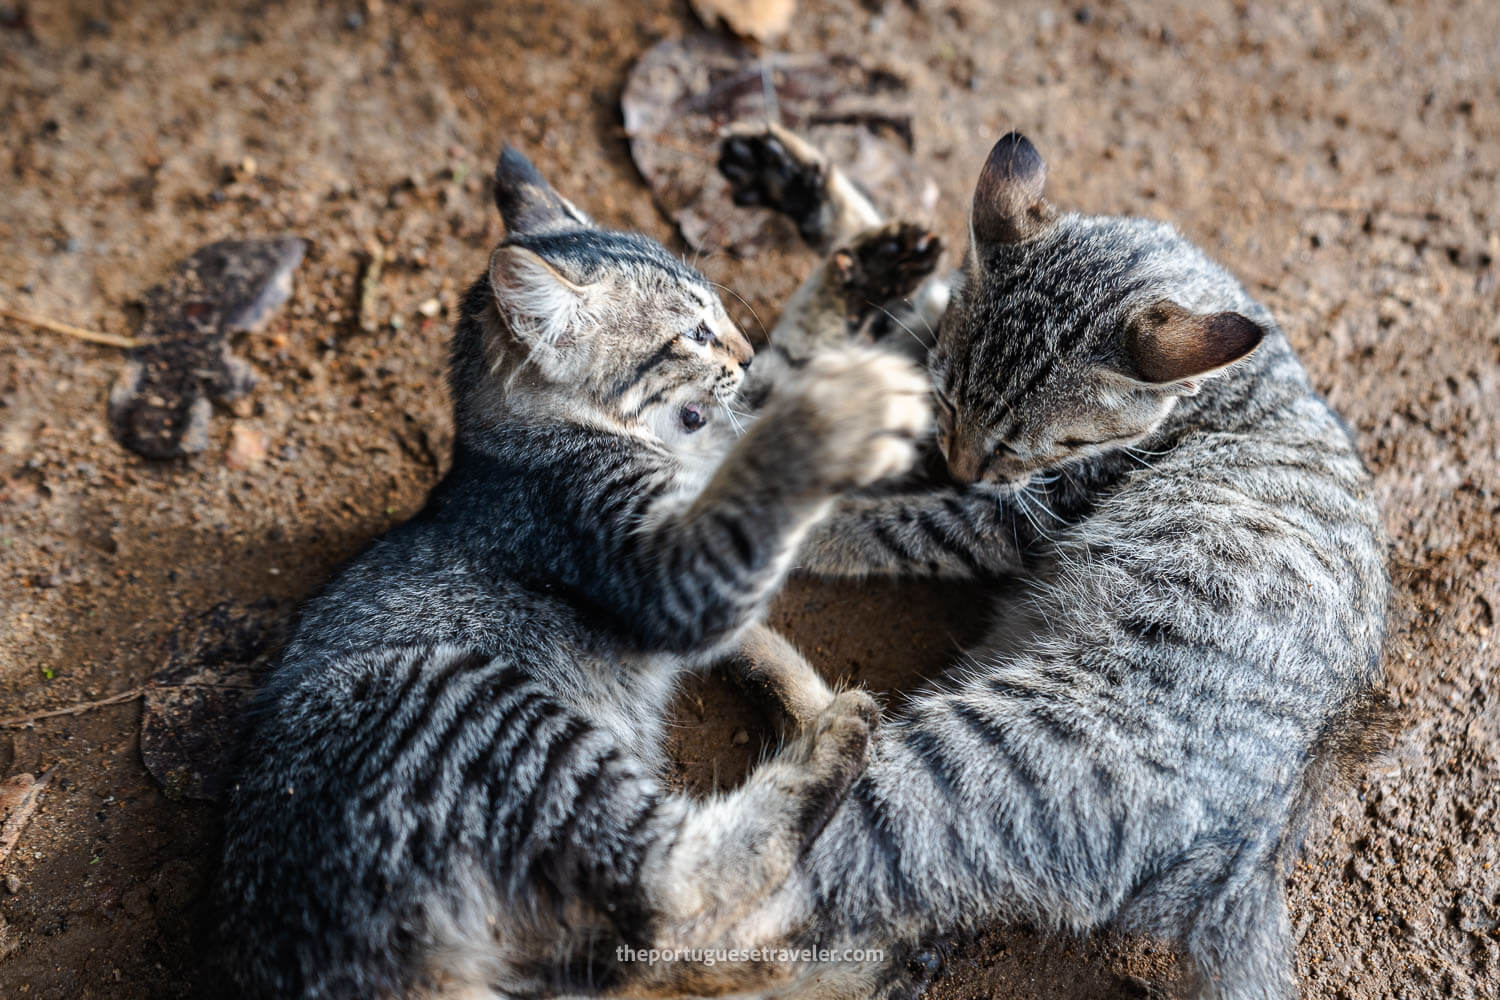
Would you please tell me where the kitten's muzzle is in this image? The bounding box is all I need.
[722,326,755,371]
[943,429,989,484]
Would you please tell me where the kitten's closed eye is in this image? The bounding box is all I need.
[687,322,716,346]
[1059,432,1139,450]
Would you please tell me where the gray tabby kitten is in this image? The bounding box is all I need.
[217,147,934,1000]
[706,127,1391,1000]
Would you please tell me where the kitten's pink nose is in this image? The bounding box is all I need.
[946,435,986,484]
[722,327,754,370]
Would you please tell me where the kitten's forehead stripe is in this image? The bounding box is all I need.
[960,217,1175,440]
[514,230,711,290]
[605,338,681,403]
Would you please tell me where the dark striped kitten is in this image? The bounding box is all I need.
[710,128,1390,1000]
[217,148,933,1000]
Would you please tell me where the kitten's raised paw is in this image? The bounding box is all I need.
[793,348,934,490]
[833,222,944,326]
[719,124,829,244]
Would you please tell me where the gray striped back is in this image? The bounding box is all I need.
[766,134,1390,1000]
[216,147,920,1000]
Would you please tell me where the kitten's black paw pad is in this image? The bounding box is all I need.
[833,223,943,322]
[719,131,827,240]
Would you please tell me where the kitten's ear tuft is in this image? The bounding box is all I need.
[488,244,590,374]
[492,146,592,236]
[972,132,1053,245]
[1123,301,1265,388]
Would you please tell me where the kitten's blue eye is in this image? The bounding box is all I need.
[680,404,706,432]
[687,323,714,345]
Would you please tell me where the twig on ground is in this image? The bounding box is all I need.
[0,303,139,349]
[0,687,147,728]
[0,769,53,866]
[357,242,385,334]
[1312,199,1445,221]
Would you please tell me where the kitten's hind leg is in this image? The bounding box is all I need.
[770,221,945,363]
[834,223,945,359]
[625,688,879,997]
[1181,869,1295,1000]
[719,123,882,252]
[720,123,945,368]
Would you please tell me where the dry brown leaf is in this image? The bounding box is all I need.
[689,0,796,42]
[0,770,51,866]
[622,34,937,257]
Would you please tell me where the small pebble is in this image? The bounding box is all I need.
[731,728,749,746]
[4,875,20,895]
[417,298,442,318]
[225,425,269,471]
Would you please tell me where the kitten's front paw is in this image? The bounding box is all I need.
[812,687,880,745]
[795,348,933,490]
[831,222,944,328]
[791,687,879,844]
[719,123,830,244]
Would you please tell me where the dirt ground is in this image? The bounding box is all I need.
[1,0,1496,997]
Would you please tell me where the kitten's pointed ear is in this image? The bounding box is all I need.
[488,244,590,376]
[492,146,592,236]
[972,132,1054,245]
[1123,300,1265,391]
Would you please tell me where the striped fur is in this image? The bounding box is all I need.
[708,129,1390,1000]
[217,147,932,999]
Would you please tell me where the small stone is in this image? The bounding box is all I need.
[224,425,268,471]
[731,728,750,746]
[417,297,442,318]
[4,875,19,894]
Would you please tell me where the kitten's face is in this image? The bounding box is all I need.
[482,148,753,450]
[932,134,1264,485]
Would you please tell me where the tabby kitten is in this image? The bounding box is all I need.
[711,127,1390,1000]
[217,147,934,1000]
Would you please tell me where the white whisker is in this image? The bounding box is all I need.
[717,399,746,437]
[863,299,931,352]
[707,279,769,343]
[898,293,939,343]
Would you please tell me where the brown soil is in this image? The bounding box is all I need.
[1,1,1496,998]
